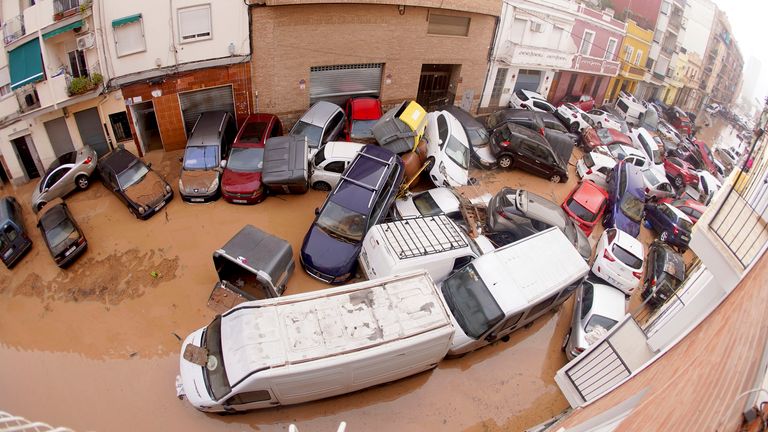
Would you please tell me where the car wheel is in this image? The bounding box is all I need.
[549,174,562,183]
[674,175,684,188]
[497,155,513,169]
[312,181,332,191]
[561,329,571,352]
[660,230,670,242]
[569,122,580,134]
[76,174,90,190]
[36,201,47,213]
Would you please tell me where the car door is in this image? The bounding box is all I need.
[485,310,525,342]
[513,140,542,174]
[45,165,74,198]
[223,389,278,411]
[323,111,345,144]
[318,160,346,187]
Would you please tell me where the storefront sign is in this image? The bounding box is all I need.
[572,55,620,76]
[503,45,574,70]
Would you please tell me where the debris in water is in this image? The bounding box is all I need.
[150,271,160,278]
[129,352,138,358]
[172,332,182,342]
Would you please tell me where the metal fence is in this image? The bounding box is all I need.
[564,337,632,402]
[54,0,81,15]
[0,411,73,432]
[2,15,25,45]
[708,129,768,267]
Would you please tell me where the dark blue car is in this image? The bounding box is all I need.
[301,145,404,283]
[644,202,693,251]
[602,160,645,237]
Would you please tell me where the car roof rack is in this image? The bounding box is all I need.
[380,215,468,259]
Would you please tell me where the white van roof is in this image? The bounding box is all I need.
[375,215,469,259]
[473,228,589,313]
[219,271,451,386]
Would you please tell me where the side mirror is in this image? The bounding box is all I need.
[314,207,320,216]
[220,159,227,169]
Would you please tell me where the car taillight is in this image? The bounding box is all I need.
[84,156,93,165]
[574,347,585,354]
[77,237,85,245]
[539,127,545,136]
[645,187,650,194]
[572,114,577,118]
[500,140,510,147]
[632,271,643,279]
[603,249,615,262]
[650,278,656,287]
[496,209,510,220]
[673,227,679,235]
[586,169,593,175]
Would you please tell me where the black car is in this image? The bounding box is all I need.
[489,122,571,183]
[36,199,87,268]
[0,196,33,269]
[438,105,495,169]
[640,241,685,309]
[97,148,174,220]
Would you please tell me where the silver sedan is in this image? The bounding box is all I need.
[31,146,97,212]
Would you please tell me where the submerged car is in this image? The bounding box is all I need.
[97,148,174,220]
[344,97,382,142]
[563,277,626,360]
[592,227,645,295]
[290,101,345,150]
[509,89,556,113]
[562,180,609,236]
[489,123,570,183]
[439,105,495,168]
[555,103,595,134]
[664,156,699,189]
[423,110,470,187]
[640,167,675,201]
[559,94,595,111]
[31,146,97,212]
[581,127,633,151]
[641,241,686,309]
[644,202,693,251]
[487,187,592,260]
[0,196,33,269]
[658,198,706,224]
[586,107,629,133]
[36,199,87,268]
[576,152,617,189]
[603,161,645,237]
[221,114,282,204]
[310,141,365,191]
[179,111,237,203]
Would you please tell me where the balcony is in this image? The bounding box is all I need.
[53,0,81,21]
[620,62,646,79]
[36,61,101,109]
[2,15,25,45]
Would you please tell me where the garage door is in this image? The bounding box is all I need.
[74,108,110,156]
[178,85,235,134]
[44,116,75,157]
[310,63,383,105]
[513,69,542,92]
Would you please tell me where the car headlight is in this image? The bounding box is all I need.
[138,206,146,214]
[209,177,219,192]
[165,184,171,193]
[178,179,184,191]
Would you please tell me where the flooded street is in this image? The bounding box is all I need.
[0,118,741,431]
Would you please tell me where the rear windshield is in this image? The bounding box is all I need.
[184,145,218,170]
[316,201,367,243]
[467,128,489,148]
[204,316,231,401]
[45,218,77,255]
[567,197,598,222]
[585,314,619,333]
[413,192,442,217]
[620,195,644,223]
[291,121,323,147]
[238,122,268,143]
[515,89,529,101]
[678,217,693,233]
[351,120,377,139]
[441,264,503,339]
[227,148,264,172]
[612,244,642,269]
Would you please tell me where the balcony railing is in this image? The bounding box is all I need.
[2,15,25,45]
[53,0,81,20]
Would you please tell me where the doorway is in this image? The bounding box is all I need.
[417,64,460,111]
[0,156,9,185]
[11,135,40,179]
[74,108,110,156]
[489,67,508,107]
[131,101,163,152]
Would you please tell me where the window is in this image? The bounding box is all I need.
[225,390,272,405]
[624,46,634,63]
[436,114,449,147]
[605,38,618,60]
[109,112,133,142]
[178,4,212,43]
[580,30,595,56]
[527,293,559,319]
[0,84,10,97]
[44,167,70,190]
[530,21,544,33]
[323,111,344,143]
[324,161,345,174]
[3,224,18,242]
[68,49,87,78]
[113,17,146,57]
[660,1,671,15]
[427,14,470,37]
[634,50,643,66]
[580,282,594,319]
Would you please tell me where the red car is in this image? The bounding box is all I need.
[689,139,718,175]
[344,97,382,142]
[667,107,692,136]
[562,180,609,236]
[581,127,633,151]
[658,198,706,224]
[221,114,283,204]
[664,156,699,189]
[560,94,595,111]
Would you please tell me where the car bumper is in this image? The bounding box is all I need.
[181,190,219,204]
[221,189,265,205]
[300,254,352,284]
[592,259,638,295]
[55,241,88,268]
[138,192,174,220]
[2,239,32,269]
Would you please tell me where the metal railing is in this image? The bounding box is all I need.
[2,15,25,45]
[564,328,632,402]
[0,411,74,432]
[708,129,768,268]
[53,0,81,16]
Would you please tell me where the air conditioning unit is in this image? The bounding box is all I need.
[76,33,94,50]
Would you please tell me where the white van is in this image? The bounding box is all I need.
[309,141,365,191]
[359,215,495,284]
[615,93,646,126]
[439,227,589,356]
[177,271,453,412]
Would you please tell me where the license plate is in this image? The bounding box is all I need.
[64,246,76,257]
[155,200,166,211]
[190,198,204,203]
[232,199,247,204]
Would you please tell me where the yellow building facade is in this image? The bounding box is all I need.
[605,20,653,101]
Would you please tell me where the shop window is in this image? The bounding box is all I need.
[109,112,133,142]
[114,18,146,57]
[178,4,212,42]
[427,14,470,37]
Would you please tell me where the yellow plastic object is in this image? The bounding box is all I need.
[398,101,427,149]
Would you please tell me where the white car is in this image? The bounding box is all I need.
[423,111,470,187]
[509,89,556,113]
[309,141,365,191]
[586,108,629,133]
[640,167,675,201]
[576,152,617,189]
[628,127,664,173]
[697,170,722,205]
[592,228,645,295]
[705,103,720,115]
[615,93,646,126]
[556,103,595,133]
[562,277,626,360]
[594,144,649,169]
[657,120,683,144]
[394,187,462,220]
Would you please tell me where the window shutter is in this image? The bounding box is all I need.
[179,6,211,41]
[115,21,145,56]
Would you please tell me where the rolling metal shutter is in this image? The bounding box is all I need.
[178,85,235,134]
[513,70,542,92]
[310,63,383,105]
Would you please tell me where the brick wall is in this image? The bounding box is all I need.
[250,4,496,122]
[121,62,252,152]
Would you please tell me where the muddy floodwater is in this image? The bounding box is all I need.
[0,117,741,431]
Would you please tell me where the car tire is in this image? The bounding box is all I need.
[312,181,332,191]
[569,122,580,134]
[674,175,684,188]
[660,230,670,242]
[36,201,46,213]
[76,174,90,190]
[497,155,513,169]
[550,174,562,183]
[561,329,571,352]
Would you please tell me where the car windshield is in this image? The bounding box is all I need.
[183,146,218,170]
[237,122,268,143]
[413,192,442,217]
[351,120,377,139]
[316,200,367,243]
[45,218,77,254]
[291,121,323,147]
[444,136,469,169]
[582,153,595,168]
[620,195,644,222]
[441,264,504,339]
[612,243,643,268]
[567,197,598,222]
[642,169,662,186]
[227,147,264,172]
[467,128,489,147]
[203,316,231,401]
[117,162,149,189]
[585,314,619,333]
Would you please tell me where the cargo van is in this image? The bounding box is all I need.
[0,196,32,268]
[615,93,646,126]
[177,271,452,412]
[359,215,494,283]
[439,227,589,356]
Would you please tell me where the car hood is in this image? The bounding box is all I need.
[545,130,575,168]
[125,170,168,206]
[301,225,360,276]
[614,207,641,237]
[221,169,262,194]
[180,170,218,194]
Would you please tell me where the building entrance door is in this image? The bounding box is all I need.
[11,136,40,179]
[417,64,459,111]
[131,101,164,153]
